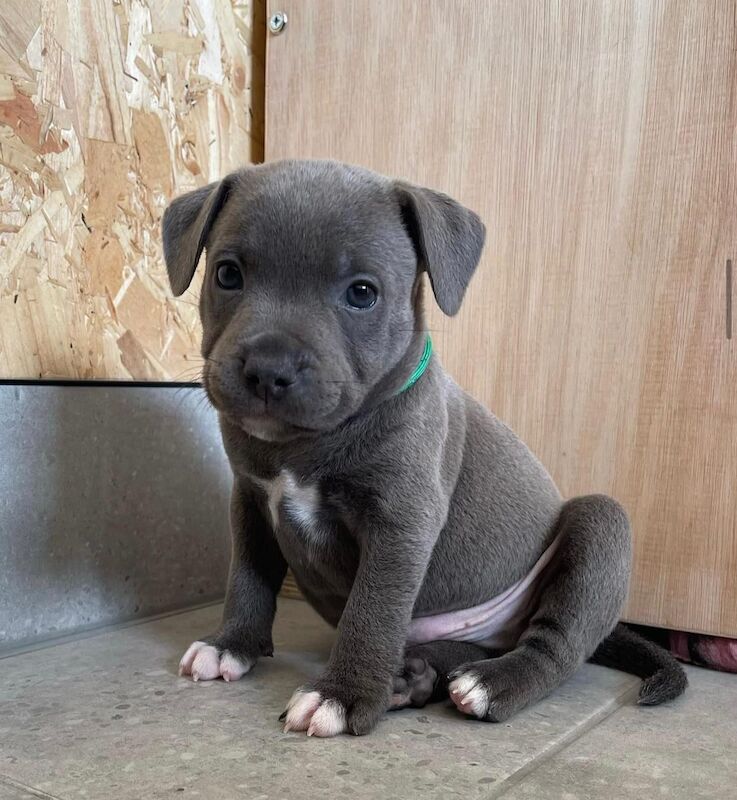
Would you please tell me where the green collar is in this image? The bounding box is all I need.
[398,335,432,394]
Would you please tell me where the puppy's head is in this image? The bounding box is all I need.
[162,160,485,441]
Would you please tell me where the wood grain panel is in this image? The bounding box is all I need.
[265,0,737,635]
[280,570,305,601]
[0,0,265,380]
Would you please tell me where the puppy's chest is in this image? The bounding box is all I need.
[249,470,347,561]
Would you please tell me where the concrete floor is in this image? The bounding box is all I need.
[1,601,735,800]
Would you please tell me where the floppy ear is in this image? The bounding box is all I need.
[162,178,233,296]
[394,181,486,316]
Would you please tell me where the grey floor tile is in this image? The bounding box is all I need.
[0,600,638,800]
[501,665,737,800]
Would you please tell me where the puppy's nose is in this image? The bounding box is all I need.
[243,354,298,401]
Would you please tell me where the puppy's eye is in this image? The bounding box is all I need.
[215,262,243,291]
[345,282,377,309]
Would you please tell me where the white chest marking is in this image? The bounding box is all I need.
[251,470,321,531]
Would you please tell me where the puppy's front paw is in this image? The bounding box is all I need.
[178,640,254,682]
[282,689,347,737]
[281,681,388,737]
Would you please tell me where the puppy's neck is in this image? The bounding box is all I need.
[357,329,432,411]
[353,278,431,412]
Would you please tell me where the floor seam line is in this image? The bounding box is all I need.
[0,773,69,800]
[485,679,640,799]
[0,598,225,660]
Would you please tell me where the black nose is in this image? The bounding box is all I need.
[243,354,298,401]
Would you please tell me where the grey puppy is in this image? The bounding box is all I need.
[163,159,686,737]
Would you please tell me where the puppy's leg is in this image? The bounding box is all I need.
[448,494,631,721]
[282,509,445,737]
[179,480,287,681]
[390,641,490,709]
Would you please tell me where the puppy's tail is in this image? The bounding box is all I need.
[589,623,688,705]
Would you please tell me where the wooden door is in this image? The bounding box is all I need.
[264,0,737,637]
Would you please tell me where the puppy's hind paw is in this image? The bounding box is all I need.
[448,657,535,722]
[448,671,489,718]
[390,656,438,710]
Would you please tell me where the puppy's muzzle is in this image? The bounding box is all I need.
[238,332,309,404]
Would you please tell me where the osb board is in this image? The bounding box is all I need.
[0,0,265,380]
[280,570,304,601]
[265,1,737,636]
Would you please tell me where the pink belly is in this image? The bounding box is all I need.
[407,533,562,651]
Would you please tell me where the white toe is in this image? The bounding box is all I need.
[449,673,478,697]
[179,640,208,676]
[220,650,253,682]
[449,672,488,718]
[461,685,489,717]
[179,641,254,683]
[187,645,220,681]
[284,690,322,732]
[307,699,347,738]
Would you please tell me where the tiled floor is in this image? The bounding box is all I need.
[1,601,734,799]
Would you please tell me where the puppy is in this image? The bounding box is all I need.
[163,160,686,737]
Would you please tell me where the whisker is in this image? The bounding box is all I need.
[194,393,211,414]
[172,387,199,407]
[169,373,204,391]
[170,369,204,382]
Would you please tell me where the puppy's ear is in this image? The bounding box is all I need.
[394,181,486,316]
[162,178,233,296]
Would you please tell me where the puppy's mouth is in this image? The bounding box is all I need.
[235,415,318,442]
[202,363,346,441]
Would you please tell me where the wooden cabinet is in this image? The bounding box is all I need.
[265,0,737,636]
